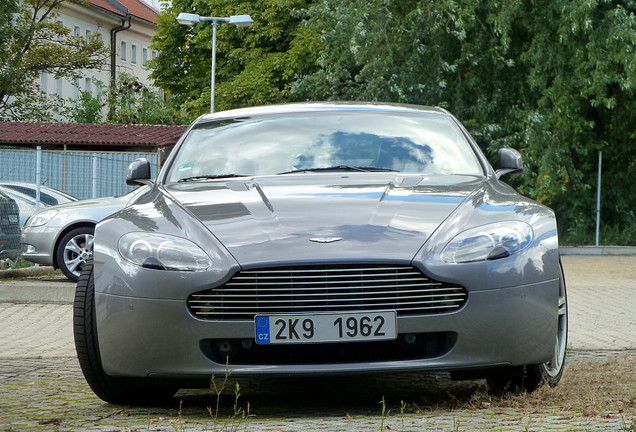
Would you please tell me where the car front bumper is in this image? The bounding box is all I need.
[95,278,558,379]
[20,226,58,266]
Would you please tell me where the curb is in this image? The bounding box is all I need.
[0,266,57,279]
[560,246,636,255]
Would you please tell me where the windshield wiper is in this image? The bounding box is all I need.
[177,174,250,182]
[277,165,398,175]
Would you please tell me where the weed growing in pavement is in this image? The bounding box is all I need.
[206,362,250,432]
[378,397,412,432]
[379,396,388,431]
[619,413,636,432]
[165,362,250,432]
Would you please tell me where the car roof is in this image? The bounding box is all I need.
[0,184,77,207]
[0,182,77,201]
[195,102,450,124]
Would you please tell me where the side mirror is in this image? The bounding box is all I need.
[496,148,523,178]
[126,158,153,186]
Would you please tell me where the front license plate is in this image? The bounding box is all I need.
[254,311,397,344]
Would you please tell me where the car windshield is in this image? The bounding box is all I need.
[166,112,483,183]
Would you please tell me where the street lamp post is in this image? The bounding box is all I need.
[176,13,253,113]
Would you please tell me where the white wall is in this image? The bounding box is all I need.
[40,2,159,109]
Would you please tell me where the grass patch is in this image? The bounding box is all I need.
[435,354,636,420]
[9,257,35,269]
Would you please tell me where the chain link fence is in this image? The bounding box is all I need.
[0,145,159,259]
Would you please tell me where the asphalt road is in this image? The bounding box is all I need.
[0,255,635,431]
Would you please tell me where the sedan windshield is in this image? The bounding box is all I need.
[166,112,483,183]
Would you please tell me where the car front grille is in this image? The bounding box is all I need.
[187,264,467,321]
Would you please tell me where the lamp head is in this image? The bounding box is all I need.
[176,12,201,26]
[228,15,254,27]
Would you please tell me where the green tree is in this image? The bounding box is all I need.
[149,0,321,119]
[106,74,184,124]
[64,74,184,125]
[0,0,107,121]
[296,0,636,244]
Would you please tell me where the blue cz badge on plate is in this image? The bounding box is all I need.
[255,316,270,344]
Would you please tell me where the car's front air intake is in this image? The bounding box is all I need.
[187,264,468,321]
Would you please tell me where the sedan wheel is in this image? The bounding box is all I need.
[487,262,568,393]
[56,226,94,282]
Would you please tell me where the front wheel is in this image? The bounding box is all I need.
[57,226,94,282]
[73,259,178,404]
[487,262,568,394]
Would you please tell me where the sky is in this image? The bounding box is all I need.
[148,0,170,9]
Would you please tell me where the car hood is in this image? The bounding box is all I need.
[53,195,129,210]
[164,174,486,265]
[43,193,138,226]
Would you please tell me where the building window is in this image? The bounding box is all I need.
[40,72,48,94]
[152,50,158,60]
[56,78,63,98]
[119,41,128,61]
[85,29,91,40]
[74,25,80,37]
[73,78,80,100]
[85,78,92,96]
[142,47,148,66]
[131,44,137,65]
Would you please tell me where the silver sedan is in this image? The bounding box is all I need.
[21,188,146,281]
[73,102,567,405]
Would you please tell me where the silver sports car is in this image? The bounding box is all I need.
[74,102,567,404]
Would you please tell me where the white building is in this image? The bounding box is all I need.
[39,0,160,103]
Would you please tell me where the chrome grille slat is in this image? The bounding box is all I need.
[187,264,468,321]
[190,295,463,305]
[226,278,434,286]
[229,272,423,280]
[192,284,456,295]
[192,303,462,316]
[190,291,465,301]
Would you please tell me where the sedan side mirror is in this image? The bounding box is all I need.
[127,158,153,186]
[496,148,523,178]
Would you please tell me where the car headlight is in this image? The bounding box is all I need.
[26,209,59,227]
[118,232,211,271]
[441,221,533,264]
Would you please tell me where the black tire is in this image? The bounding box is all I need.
[73,259,178,404]
[57,226,95,282]
[487,262,568,394]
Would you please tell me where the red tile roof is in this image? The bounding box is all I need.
[0,122,187,148]
[88,0,159,23]
[119,0,159,23]
[88,0,127,17]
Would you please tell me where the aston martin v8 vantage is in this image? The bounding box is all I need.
[74,102,567,404]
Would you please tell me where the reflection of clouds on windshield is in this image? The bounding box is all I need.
[168,113,482,181]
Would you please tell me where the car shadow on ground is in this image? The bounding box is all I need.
[171,373,485,418]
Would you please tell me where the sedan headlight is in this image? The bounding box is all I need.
[118,232,211,271]
[441,221,533,264]
[26,209,59,227]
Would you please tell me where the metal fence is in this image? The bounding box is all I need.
[0,146,159,256]
[0,146,159,200]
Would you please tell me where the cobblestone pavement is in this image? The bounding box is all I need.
[0,256,635,431]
